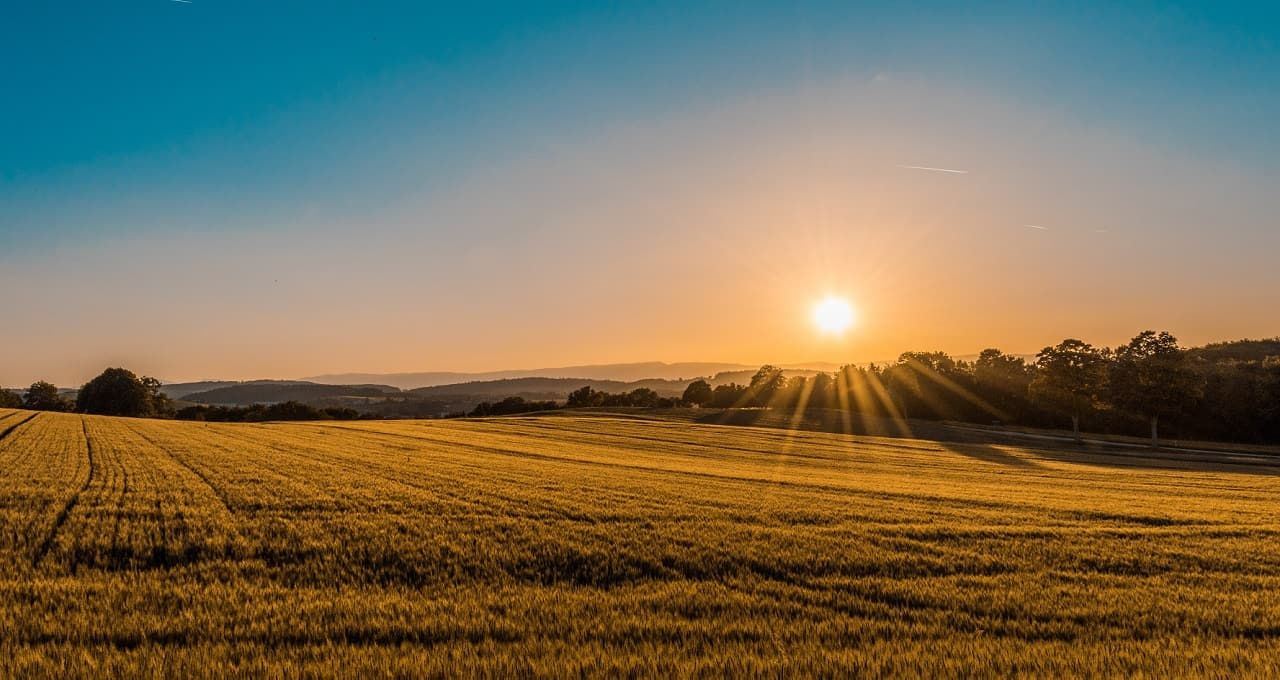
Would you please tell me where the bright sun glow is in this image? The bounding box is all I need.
[812,296,856,335]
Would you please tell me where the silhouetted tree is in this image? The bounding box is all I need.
[23,381,70,412]
[806,373,835,410]
[141,376,173,417]
[1192,360,1271,441]
[973,348,1033,422]
[1109,331,1203,447]
[1265,359,1280,441]
[1030,340,1107,441]
[884,351,990,421]
[262,401,324,420]
[681,380,713,407]
[175,405,211,421]
[566,386,600,408]
[469,396,559,417]
[708,383,747,408]
[748,365,787,407]
[835,364,893,418]
[898,351,958,375]
[0,389,21,409]
[77,368,156,417]
[626,388,660,407]
[881,363,921,419]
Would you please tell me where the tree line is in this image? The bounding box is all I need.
[174,402,362,422]
[673,331,1279,446]
[463,330,1280,446]
[0,368,363,422]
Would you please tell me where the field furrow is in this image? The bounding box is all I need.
[0,414,91,572]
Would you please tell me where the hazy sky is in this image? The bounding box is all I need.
[3,2,1279,385]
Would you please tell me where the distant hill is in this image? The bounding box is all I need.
[182,381,401,405]
[160,381,249,399]
[302,361,848,389]
[409,377,689,400]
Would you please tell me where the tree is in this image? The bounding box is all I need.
[141,376,173,417]
[0,389,21,409]
[23,381,70,412]
[1030,339,1107,441]
[566,386,600,408]
[468,396,559,417]
[881,363,921,419]
[76,368,156,417]
[882,351,978,421]
[626,388,660,408]
[681,380,713,407]
[747,365,787,407]
[708,383,747,408]
[1265,358,1280,442]
[836,364,893,418]
[807,373,835,410]
[263,401,324,421]
[1109,331,1202,447]
[973,348,1033,422]
[898,351,958,375]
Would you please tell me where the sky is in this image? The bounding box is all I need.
[3,1,1278,385]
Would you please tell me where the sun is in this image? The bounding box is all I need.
[812,296,856,335]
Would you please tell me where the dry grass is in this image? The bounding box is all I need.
[1,407,1279,677]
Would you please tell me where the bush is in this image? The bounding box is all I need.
[0,389,22,409]
[469,397,559,417]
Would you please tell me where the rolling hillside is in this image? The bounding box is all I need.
[302,361,843,390]
[407,376,687,399]
[178,381,402,405]
[302,362,759,389]
[0,407,1278,675]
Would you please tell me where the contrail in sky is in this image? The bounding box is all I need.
[170,0,192,4]
[897,165,969,174]
[1024,224,1049,230]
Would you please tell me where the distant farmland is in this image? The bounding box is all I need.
[1,408,1279,676]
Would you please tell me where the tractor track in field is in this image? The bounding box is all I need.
[0,412,39,444]
[31,417,97,567]
[126,423,238,521]
[108,443,131,566]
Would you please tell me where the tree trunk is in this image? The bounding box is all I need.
[1150,415,1159,448]
[1071,414,1081,443]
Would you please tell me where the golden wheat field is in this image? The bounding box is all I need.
[1,407,1279,677]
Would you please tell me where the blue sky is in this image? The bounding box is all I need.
[5,1,1276,247]
[2,1,1279,383]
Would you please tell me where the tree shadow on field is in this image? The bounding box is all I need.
[938,441,1044,469]
[696,409,1043,469]
[690,407,1280,476]
[1023,443,1280,476]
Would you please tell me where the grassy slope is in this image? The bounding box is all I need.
[0,407,1278,676]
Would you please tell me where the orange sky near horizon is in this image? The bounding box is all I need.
[4,77,1278,386]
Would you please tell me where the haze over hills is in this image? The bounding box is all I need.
[301,361,843,390]
[178,382,402,405]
